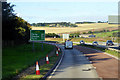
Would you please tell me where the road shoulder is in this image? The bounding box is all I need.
[74,46,119,79]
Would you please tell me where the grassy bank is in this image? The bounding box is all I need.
[94,30,118,38]
[21,52,61,80]
[79,44,119,58]
[2,43,55,80]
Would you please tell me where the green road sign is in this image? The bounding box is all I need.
[30,30,45,41]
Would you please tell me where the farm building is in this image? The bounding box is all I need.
[108,15,120,24]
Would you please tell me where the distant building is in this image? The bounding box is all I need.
[108,15,120,24]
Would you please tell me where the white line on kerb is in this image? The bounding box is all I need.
[47,47,64,79]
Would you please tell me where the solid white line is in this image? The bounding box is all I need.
[47,47,64,79]
[103,52,119,60]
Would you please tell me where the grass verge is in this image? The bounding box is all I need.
[21,52,61,80]
[78,44,119,58]
[2,43,55,80]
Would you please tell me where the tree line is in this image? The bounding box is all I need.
[75,21,108,24]
[2,2,31,46]
[31,22,78,27]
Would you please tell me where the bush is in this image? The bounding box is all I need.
[45,33,60,38]
[83,32,86,34]
[88,31,93,34]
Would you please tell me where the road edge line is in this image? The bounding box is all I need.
[47,47,65,79]
[42,46,65,80]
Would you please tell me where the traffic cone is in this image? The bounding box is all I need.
[56,50,59,56]
[46,55,49,64]
[36,61,40,75]
[56,45,58,48]
[58,48,60,52]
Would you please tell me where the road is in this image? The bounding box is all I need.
[40,41,119,50]
[48,45,99,79]
[74,46,119,79]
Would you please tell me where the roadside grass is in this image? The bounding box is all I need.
[78,44,119,58]
[94,30,118,38]
[2,43,55,80]
[21,53,60,80]
[105,49,119,58]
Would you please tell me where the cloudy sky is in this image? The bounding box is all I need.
[7,0,118,23]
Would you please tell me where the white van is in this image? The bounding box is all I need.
[64,40,73,49]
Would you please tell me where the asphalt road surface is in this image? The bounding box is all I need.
[48,45,99,80]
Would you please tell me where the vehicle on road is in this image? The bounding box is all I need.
[80,40,85,44]
[106,40,114,46]
[64,40,73,49]
[92,41,98,45]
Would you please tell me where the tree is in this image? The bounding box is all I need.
[2,2,16,40]
[88,31,93,34]
[2,2,31,44]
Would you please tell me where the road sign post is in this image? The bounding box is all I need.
[41,41,44,51]
[32,41,34,52]
[30,30,45,52]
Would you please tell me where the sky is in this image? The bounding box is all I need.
[7,0,118,23]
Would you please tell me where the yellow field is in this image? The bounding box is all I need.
[32,23,118,34]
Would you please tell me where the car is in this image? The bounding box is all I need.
[80,40,85,44]
[92,41,98,45]
[64,40,73,49]
[106,40,114,46]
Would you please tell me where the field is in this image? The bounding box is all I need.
[45,29,118,43]
[32,23,118,34]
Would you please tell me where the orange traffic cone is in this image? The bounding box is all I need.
[58,48,60,52]
[46,55,49,64]
[36,61,40,75]
[56,50,59,56]
[56,45,58,48]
